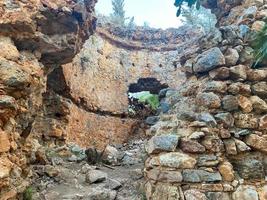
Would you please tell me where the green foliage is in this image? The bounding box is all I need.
[174,0,201,16]
[97,2,135,29]
[143,21,150,29]
[181,6,217,33]
[111,0,126,26]
[23,187,33,200]
[127,17,136,30]
[253,23,267,67]
[129,91,160,110]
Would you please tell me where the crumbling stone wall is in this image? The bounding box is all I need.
[1,0,266,199]
[0,0,96,198]
[145,0,267,199]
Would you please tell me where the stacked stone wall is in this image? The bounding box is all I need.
[145,0,267,199]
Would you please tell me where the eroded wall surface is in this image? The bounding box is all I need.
[47,26,204,149]
[0,0,96,197]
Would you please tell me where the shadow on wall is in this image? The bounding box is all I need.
[47,66,71,97]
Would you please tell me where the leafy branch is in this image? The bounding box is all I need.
[253,23,267,67]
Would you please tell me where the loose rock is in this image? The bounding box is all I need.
[198,155,219,167]
[234,113,258,129]
[215,113,235,128]
[259,115,267,130]
[0,131,10,153]
[224,139,237,155]
[85,170,107,184]
[203,81,228,94]
[0,156,12,179]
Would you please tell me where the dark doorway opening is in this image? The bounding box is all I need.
[128,78,168,94]
[128,78,169,119]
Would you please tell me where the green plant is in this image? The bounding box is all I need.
[111,0,126,26]
[127,16,136,30]
[23,187,33,200]
[143,21,150,28]
[181,5,217,34]
[174,0,201,16]
[129,91,160,110]
[138,94,159,110]
[253,23,267,67]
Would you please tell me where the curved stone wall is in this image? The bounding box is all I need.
[47,26,205,149]
[62,33,188,114]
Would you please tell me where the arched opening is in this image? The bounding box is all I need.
[128,78,168,94]
[127,78,169,119]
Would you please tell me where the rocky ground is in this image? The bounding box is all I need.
[29,138,148,200]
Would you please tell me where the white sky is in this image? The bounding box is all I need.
[96,0,182,29]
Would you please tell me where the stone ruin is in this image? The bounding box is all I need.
[144,0,267,199]
[0,0,266,199]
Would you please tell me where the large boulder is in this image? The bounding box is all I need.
[85,170,107,184]
[193,47,225,73]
